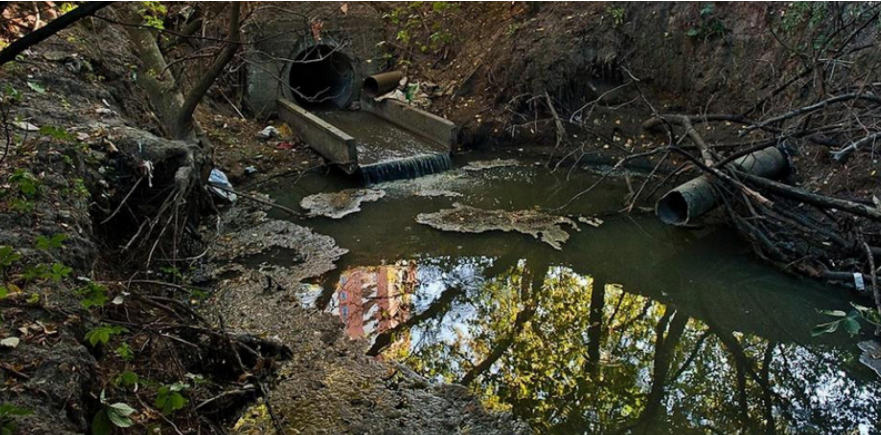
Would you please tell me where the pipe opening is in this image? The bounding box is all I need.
[362,76,381,97]
[288,44,355,109]
[656,191,690,226]
[362,71,403,98]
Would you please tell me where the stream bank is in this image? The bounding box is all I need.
[3,2,881,434]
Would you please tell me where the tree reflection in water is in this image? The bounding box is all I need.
[328,258,881,435]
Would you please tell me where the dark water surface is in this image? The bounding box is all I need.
[266,153,881,435]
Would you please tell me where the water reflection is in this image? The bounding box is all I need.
[324,258,881,435]
[328,262,416,357]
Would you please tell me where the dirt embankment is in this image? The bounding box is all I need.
[399,2,881,197]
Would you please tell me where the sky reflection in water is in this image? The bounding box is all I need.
[270,156,881,435]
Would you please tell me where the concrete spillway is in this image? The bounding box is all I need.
[278,97,457,185]
[243,4,456,185]
[315,110,452,184]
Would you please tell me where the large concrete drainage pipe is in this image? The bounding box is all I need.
[288,44,355,109]
[656,146,789,226]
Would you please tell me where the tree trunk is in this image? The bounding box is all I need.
[120,3,192,140]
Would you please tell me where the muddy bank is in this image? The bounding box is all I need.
[205,203,529,435]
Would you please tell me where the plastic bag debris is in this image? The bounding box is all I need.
[256,126,279,140]
[208,168,237,202]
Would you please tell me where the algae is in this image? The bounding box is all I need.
[416,204,578,250]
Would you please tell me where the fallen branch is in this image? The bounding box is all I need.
[736,171,881,221]
[0,2,113,66]
[644,115,716,167]
[207,182,303,218]
[830,131,881,162]
[740,92,881,135]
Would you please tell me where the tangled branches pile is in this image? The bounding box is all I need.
[536,5,881,331]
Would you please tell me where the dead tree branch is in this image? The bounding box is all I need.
[0,2,113,66]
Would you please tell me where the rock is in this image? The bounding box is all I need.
[0,337,20,349]
[13,121,39,131]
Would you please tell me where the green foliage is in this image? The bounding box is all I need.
[23,262,71,282]
[71,178,89,199]
[26,81,45,94]
[384,1,458,57]
[139,1,167,30]
[9,169,39,198]
[0,403,32,435]
[92,391,136,435]
[76,281,109,310]
[58,3,77,14]
[155,383,188,415]
[812,303,881,337]
[115,343,135,362]
[781,2,828,32]
[606,6,626,28]
[159,266,183,282]
[687,3,727,41]
[35,234,67,251]
[1,84,21,103]
[38,125,75,143]
[114,370,140,389]
[0,246,21,271]
[85,325,127,347]
[6,169,40,214]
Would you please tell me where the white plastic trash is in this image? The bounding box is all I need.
[208,168,237,202]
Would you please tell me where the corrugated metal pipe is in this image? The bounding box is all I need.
[656,146,790,226]
[362,71,403,98]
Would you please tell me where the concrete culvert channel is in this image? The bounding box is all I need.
[288,44,355,109]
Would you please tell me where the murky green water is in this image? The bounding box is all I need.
[266,153,881,435]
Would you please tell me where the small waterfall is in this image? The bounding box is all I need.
[361,153,452,185]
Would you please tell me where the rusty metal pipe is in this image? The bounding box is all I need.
[362,71,403,98]
[656,146,789,226]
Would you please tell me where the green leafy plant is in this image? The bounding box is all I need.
[71,178,89,199]
[155,382,188,415]
[2,84,21,103]
[115,343,134,362]
[9,169,39,198]
[6,169,40,214]
[38,126,75,143]
[0,403,32,435]
[26,81,45,94]
[91,390,136,435]
[781,2,828,32]
[35,234,67,251]
[687,3,727,41]
[138,1,167,30]
[23,263,71,282]
[76,282,109,309]
[58,3,77,14]
[0,246,21,271]
[812,303,881,337]
[113,370,139,389]
[606,6,626,28]
[159,266,183,282]
[85,325,127,347]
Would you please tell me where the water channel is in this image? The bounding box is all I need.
[264,153,881,434]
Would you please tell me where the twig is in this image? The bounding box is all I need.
[208,182,303,218]
[101,176,144,224]
[864,242,881,337]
